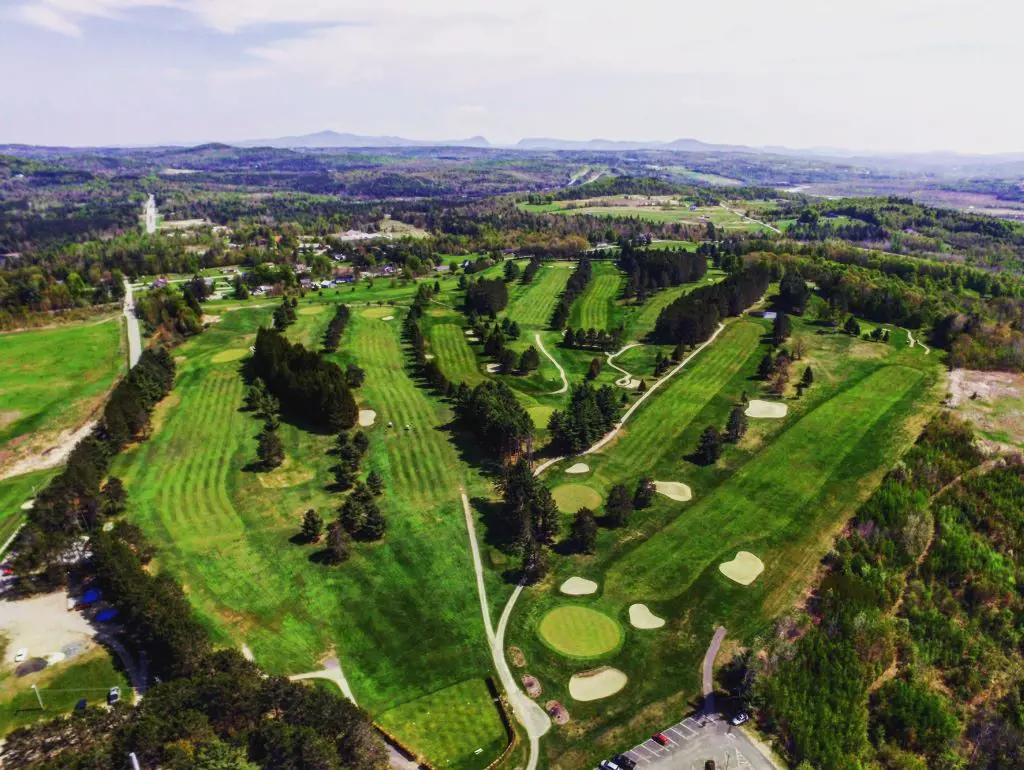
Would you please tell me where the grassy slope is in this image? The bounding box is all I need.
[112,305,508,767]
[0,318,124,448]
[505,315,942,769]
[428,321,485,385]
[0,470,55,547]
[568,262,625,332]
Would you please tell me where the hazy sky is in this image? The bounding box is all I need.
[3,0,1022,153]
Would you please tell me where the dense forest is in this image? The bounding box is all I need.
[652,265,770,345]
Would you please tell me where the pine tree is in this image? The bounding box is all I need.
[772,313,792,346]
[633,476,656,509]
[570,508,598,554]
[531,487,560,545]
[758,352,775,380]
[844,315,861,336]
[800,366,814,388]
[725,405,748,443]
[358,501,387,541]
[301,509,324,543]
[587,357,602,380]
[520,539,549,584]
[352,431,370,456]
[637,379,648,393]
[326,521,351,564]
[519,346,541,372]
[257,427,284,470]
[696,426,722,465]
[605,484,634,528]
[367,470,384,496]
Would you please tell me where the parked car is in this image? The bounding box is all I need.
[614,754,637,770]
[730,712,750,726]
[13,648,27,663]
[599,762,621,770]
[107,686,121,705]
[75,699,88,711]
[652,733,670,746]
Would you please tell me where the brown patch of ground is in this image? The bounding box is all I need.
[545,700,570,725]
[508,646,526,668]
[949,369,1024,447]
[848,341,888,359]
[0,411,22,430]
[522,674,542,698]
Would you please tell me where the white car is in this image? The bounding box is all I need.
[108,686,121,704]
[730,712,750,726]
[13,648,27,663]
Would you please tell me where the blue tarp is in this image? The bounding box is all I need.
[96,608,118,622]
[80,589,101,604]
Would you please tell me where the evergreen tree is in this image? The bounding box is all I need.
[844,315,862,336]
[633,476,656,509]
[301,509,323,543]
[257,427,284,470]
[520,538,549,584]
[531,487,561,545]
[778,272,810,315]
[358,500,387,541]
[101,477,127,516]
[334,463,356,491]
[772,312,792,346]
[367,470,384,496]
[326,521,351,564]
[637,379,648,393]
[801,366,814,388]
[519,346,541,372]
[352,430,370,457]
[605,484,634,528]
[725,404,748,443]
[695,426,722,465]
[498,348,518,375]
[570,508,598,554]
[758,351,775,379]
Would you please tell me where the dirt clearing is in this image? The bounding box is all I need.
[0,592,96,666]
[949,369,1024,448]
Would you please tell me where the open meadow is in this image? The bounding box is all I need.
[0,318,125,475]
[112,302,511,770]
[518,196,774,232]
[504,310,943,768]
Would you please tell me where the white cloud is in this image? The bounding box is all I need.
[14,3,83,36]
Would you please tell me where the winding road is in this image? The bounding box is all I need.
[605,342,642,387]
[905,328,931,354]
[535,333,569,395]
[460,492,551,770]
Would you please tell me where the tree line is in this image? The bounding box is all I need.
[652,265,770,345]
[551,257,593,329]
[617,244,708,300]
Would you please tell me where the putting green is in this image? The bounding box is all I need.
[361,306,394,319]
[298,305,325,316]
[538,606,623,658]
[552,484,602,513]
[211,348,249,364]
[528,406,555,430]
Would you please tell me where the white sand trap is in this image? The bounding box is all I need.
[560,576,599,596]
[424,354,435,361]
[565,463,590,475]
[569,667,628,701]
[654,481,692,502]
[20,499,35,511]
[745,400,788,419]
[464,329,475,336]
[618,378,640,389]
[358,410,377,427]
[486,363,501,373]
[466,335,479,342]
[629,604,666,630]
[719,551,765,585]
[381,315,394,321]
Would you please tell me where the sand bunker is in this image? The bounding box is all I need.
[745,400,788,419]
[466,335,479,342]
[358,410,377,427]
[654,481,692,502]
[569,667,628,701]
[618,378,641,389]
[20,499,35,511]
[629,604,666,630]
[565,463,590,475]
[719,551,765,585]
[486,363,501,373]
[464,329,476,336]
[424,354,435,361]
[381,315,394,321]
[211,348,249,364]
[560,576,598,596]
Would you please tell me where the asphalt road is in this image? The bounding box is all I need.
[122,278,142,368]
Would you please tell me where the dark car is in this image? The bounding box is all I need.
[75,699,88,711]
[652,733,670,746]
[614,754,637,770]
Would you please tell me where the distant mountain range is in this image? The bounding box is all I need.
[234,130,491,149]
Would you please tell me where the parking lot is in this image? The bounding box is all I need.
[601,713,780,770]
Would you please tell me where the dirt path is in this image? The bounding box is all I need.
[606,342,642,387]
[905,329,931,354]
[533,322,727,476]
[460,492,550,770]
[95,632,146,705]
[0,419,99,482]
[288,656,356,703]
[535,332,569,395]
[122,278,142,368]
[702,627,727,707]
[718,203,781,234]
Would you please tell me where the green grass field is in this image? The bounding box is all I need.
[0,649,132,735]
[568,262,625,331]
[428,323,485,385]
[377,679,507,770]
[504,310,942,768]
[0,318,124,451]
[517,198,773,232]
[551,484,603,513]
[112,304,509,762]
[538,606,623,658]
[506,265,573,328]
[0,470,55,548]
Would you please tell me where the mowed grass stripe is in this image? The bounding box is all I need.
[606,364,925,600]
[598,322,762,479]
[507,266,572,327]
[430,324,484,385]
[569,264,624,331]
